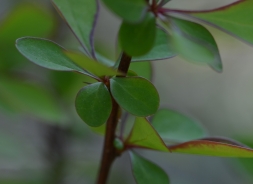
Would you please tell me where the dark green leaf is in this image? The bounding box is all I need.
[132,28,176,61]
[52,0,98,57]
[0,76,63,123]
[126,117,168,151]
[102,0,147,23]
[119,12,156,56]
[0,4,56,69]
[152,109,206,142]
[110,77,159,116]
[16,37,96,78]
[75,82,112,127]
[130,151,170,184]
[169,139,253,157]
[65,51,121,77]
[189,1,253,45]
[129,62,152,80]
[169,17,222,72]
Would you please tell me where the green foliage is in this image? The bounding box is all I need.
[130,151,170,184]
[119,12,156,56]
[168,17,222,72]
[52,0,98,57]
[75,82,112,127]
[110,77,159,116]
[11,0,253,183]
[152,109,206,142]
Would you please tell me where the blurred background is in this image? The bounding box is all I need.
[1,0,253,183]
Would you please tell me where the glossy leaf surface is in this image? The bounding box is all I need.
[16,37,94,77]
[110,77,159,116]
[169,17,222,72]
[0,4,56,69]
[130,151,169,184]
[102,0,147,23]
[132,28,175,61]
[152,109,206,142]
[129,62,152,80]
[119,13,156,56]
[75,82,112,127]
[189,1,253,45]
[169,139,253,157]
[65,52,120,77]
[126,117,168,151]
[0,76,63,122]
[52,0,98,57]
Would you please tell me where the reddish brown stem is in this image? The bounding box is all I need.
[96,53,132,184]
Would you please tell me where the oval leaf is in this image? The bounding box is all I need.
[152,109,206,142]
[16,37,96,78]
[132,28,176,61]
[75,82,112,127]
[169,139,253,157]
[52,0,98,57]
[102,0,147,23]
[119,12,156,56]
[187,1,253,45]
[65,51,121,77]
[126,117,168,151]
[110,77,159,116]
[130,151,170,184]
[169,16,222,72]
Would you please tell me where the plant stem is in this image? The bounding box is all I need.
[96,52,131,184]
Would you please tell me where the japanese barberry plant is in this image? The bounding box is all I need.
[15,0,253,183]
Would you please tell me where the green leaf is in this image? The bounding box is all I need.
[189,1,253,45]
[152,109,206,142]
[52,0,98,57]
[75,82,112,127]
[102,0,147,23]
[0,4,56,69]
[130,151,170,184]
[129,62,152,80]
[16,37,96,78]
[132,28,176,61]
[169,139,253,157]
[0,76,63,123]
[169,17,222,72]
[90,123,106,135]
[119,12,156,56]
[126,117,168,151]
[65,51,121,77]
[110,77,159,116]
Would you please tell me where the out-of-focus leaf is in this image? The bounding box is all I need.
[132,28,175,61]
[75,82,112,127]
[0,4,56,69]
[130,151,170,184]
[169,139,253,157]
[119,12,156,56]
[90,123,106,135]
[110,77,159,117]
[159,0,171,6]
[65,52,121,77]
[0,76,63,123]
[16,37,97,79]
[102,0,147,23]
[186,1,253,45]
[168,16,222,72]
[52,0,98,57]
[126,117,168,151]
[152,109,206,142]
[129,62,152,80]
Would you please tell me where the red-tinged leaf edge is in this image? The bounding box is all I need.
[168,139,253,157]
[51,0,99,59]
[162,0,253,46]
